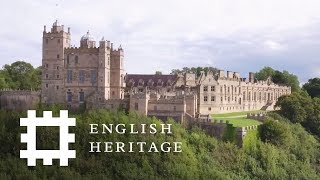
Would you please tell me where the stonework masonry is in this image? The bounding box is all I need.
[0,20,291,123]
[41,21,125,109]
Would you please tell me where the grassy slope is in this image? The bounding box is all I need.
[211,110,267,127]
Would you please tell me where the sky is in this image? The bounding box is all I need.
[1,0,320,83]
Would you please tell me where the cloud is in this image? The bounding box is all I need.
[0,0,320,82]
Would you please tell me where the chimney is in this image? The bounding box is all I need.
[219,70,225,78]
[249,72,255,83]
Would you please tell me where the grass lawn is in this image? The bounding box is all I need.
[216,118,262,127]
[212,110,268,118]
[211,110,268,127]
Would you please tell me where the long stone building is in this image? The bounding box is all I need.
[1,20,289,120]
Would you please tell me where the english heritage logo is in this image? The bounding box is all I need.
[20,110,76,166]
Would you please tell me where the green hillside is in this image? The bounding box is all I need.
[0,107,320,179]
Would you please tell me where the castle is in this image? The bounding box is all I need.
[0,21,291,123]
[41,20,125,108]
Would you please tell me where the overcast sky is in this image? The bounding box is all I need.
[1,0,320,83]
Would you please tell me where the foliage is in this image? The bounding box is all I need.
[1,108,320,179]
[222,124,236,143]
[258,120,291,147]
[255,66,300,92]
[275,91,313,123]
[303,78,320,98]
[0,61,41,90]
[171,67,219,77]
[275,91,320,138]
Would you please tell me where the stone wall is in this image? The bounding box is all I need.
[247,112,268,122]
[0,90,40,111]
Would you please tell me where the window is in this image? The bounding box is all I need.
[57,39,60,44]
[220,87,223,92]
[57,66,59,70]
[138,89,143,92]
[45,64,48,68]
[203,86,208,91]
[221,97,223,102]
[211,86,215,91]
[91,70,97,84]
[79,70,85,84]
[45,84,48,88]
[56,75,59,79]
[204,96,208,102]
[228,87,230,93]
[75,56,79,64]
[56,85,59,90]
[67,70,72,83]
[208,107,211,111]
[45,74,48,79]
[67,55,70,64]
[211,96,215,101]
[67,92,72,102]
[57,54,60,59]
[134,103,138,110]
[46,39,48,44]
[79,91,85,103]
[173,106,176,111]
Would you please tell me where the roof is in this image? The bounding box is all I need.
[81,31,95,41]
[125,74,177,87]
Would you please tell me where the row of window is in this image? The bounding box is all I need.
[203,96,216,102]
[66,91,85,103]
[203,86,215,92]
[67,70,98,84]
[44,64,60,70]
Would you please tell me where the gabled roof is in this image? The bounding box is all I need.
[125,74,177,87]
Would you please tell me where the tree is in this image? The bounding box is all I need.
[256,67,300,92]
[255,67,275,80]
[303,78,320,98]
[275,91,314,123]
[171,66,219,77]
[0,72,8,89]
[258,120,291,147]
[0,61,41,90]
[155,71,162,75]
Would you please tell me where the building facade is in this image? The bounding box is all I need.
[41,21,125,109]
[40,21,291,120]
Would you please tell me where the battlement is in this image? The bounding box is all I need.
[247,112,268,121]
[64,47,100,54]
[43,20,70,34]
[0,89,40,96]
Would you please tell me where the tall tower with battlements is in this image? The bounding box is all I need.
[42,20,71,104]
[110,45,125,99]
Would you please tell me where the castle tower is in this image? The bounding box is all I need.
[110,45,125,99]
[98,39,111,100]
[42,20,71,104]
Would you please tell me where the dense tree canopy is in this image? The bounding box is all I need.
[303,78,320,98]
[0,61,41,90]
[255,67,300,92]
[276,91,320,138]
[1,107,320,179]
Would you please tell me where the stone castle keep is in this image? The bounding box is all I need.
[0,21,291,123]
